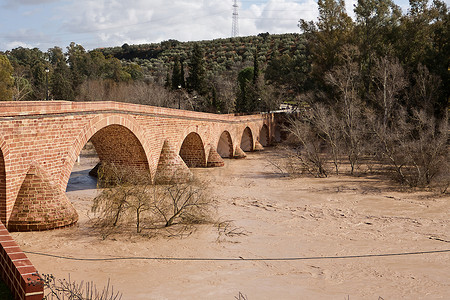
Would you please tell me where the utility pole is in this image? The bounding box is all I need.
[232,0,239,37]
[45,67,49,100]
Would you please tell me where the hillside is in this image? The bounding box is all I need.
[98,33,306,77]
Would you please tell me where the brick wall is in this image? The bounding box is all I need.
[0,146,6,226]
[0,222,43,299]
[0,101,277,231]
[260,124,269,147]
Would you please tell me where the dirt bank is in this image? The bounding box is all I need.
[11,149,450,299]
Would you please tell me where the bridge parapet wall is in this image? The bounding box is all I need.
[0,221,43,299]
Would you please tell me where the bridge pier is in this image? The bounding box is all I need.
[7,164,78,231]
[254,140,264,151]
[207,148,225,167]
[234,146,247,159]
[155,140,193,184]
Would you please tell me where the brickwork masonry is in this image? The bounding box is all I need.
[0,221,43,300]
[0,101,279,231]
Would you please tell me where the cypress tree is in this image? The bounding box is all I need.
[187,44,207,95]
[180,58,186,88]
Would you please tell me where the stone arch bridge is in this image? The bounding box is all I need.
[0,101,280,232]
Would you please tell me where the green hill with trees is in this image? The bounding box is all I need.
[0,0,448,117]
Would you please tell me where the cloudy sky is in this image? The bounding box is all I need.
[0,0,417,51]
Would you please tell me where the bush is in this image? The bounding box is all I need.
[91,163,213,237]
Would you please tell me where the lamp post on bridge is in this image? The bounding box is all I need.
[45,67,49,100]
[178,85,182,109]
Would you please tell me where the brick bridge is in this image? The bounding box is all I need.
[0,101,280,232]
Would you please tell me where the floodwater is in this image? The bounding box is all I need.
[11,148,450,299]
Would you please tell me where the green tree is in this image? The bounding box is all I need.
[8,47,47,100]
[9,47,44,65]
[88,50,108,79]
[48,47,74,100]
[354,0,401,59]
[105,58,131,82]
[265,50,310,98]
[67,42,95,94]
[299,0,353,87]
[31,62,48,99]
[180,58,186,88]
[0,55,14,100]
[354,0,402,97]
[235,67,255,113]
[187,44,207,95]
[253,47,259,85]
[124,63,144,80]
[171,56,184,89]
[396,0,435,68]
[394,0,449,116]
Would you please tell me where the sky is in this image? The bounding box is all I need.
[0,0,432,52]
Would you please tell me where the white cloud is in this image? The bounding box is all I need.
[6,40,35,49]
[0,0,324,51]
[252,0,318,34]
[2,0,58,9]
[3,28,51,47]
[55,0,320,49]
[345,0,357,18]
[58,0,231,46]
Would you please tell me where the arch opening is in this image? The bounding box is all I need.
[89,125,150,173]
[240,127,253,152]
[66,124,150,192]
[217,131,233,158]
[179,132,206,168]
[274,125,282,143]
[260,124,269,147]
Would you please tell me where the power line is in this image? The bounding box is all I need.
[24,249,450,262]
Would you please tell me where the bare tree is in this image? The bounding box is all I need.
[12,70,33,101]
[153,181,212,227]
[41,273,122,300]
[408,64,442,115]
[309,102,342,174]
[76,79,176,108]
[92,163,153,233]
[286,118,328,177]
[91,164,213,236]
[127,80,176,107]
[369,108,448,187]
[325,46,365,175]
[371,56,407,128]
[210,73,237,113]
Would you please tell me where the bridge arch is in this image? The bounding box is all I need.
[240,127,254,152]
[179,132,207,168]
[259,124,269,147]
[61,115,152,192]
[217,130,234,158]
